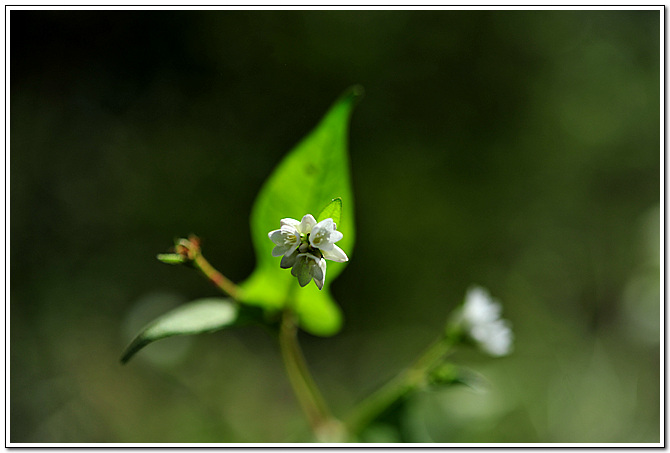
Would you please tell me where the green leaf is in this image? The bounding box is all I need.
[238,86,362,336]
[428,363,486,392]
[121,298,238,364]
[156,253,185,265]
[317,197,343,225]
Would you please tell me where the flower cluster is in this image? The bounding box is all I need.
[268,214,348,290]
[453,286,513,357]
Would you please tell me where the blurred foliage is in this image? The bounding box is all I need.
[120,297,238,364]
[10,10,660,443]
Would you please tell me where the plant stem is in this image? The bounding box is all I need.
[171,236,343,440]
[192,252,240,300]
[173,235,240,299]
[279,309,344,441]
[344,337,452,436]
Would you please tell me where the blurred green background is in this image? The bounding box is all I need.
[10,9,660,443]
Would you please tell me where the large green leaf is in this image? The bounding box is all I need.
[121,298,238,364]
[238,87,362,336]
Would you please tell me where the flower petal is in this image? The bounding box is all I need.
[281,249,299,268]
[299,214,317,234]
[280,218,301,229]
[307,256,324,282]
[269,225,299,255]
[272,244,291,257]
[268,229,284,244]
[314,218,335,232]
[315,242,334,252]
[457,286,513,357]
[322,244,348,263]
[329,230,343,243]
[462,286,501,325]
[473,319,513,357]
[315,257,327,290]
[291,256,310,286]
[310,218,342,250]
[302,253,326,290]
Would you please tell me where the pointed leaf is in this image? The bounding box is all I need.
[317,197,343,225]
[121,298,238,364]
[239,87,362,336]
[156,253,185,265]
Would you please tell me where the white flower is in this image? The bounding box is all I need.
[457,286,513,357]
[268,215,316,259]
[291,252,328,289]
[309,218,348,263]
[268,213,349,289]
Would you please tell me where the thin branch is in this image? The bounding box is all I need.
[344,338,452,436]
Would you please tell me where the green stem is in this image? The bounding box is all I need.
[344,337,453,436]
[279,310,344,441]
[165,236,241,299]
[192,252,240,300]
[172,236,343,440]
[280,311,329,424]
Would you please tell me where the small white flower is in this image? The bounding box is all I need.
[462,287,502,325]
[291,252,328,289]
[268,215,316,258]
[457,286,513,357]
[268,224,300,258]
[268,213,349,289]
[310,218,348,263]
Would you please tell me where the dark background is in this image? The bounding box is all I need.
[10,10,660,443]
